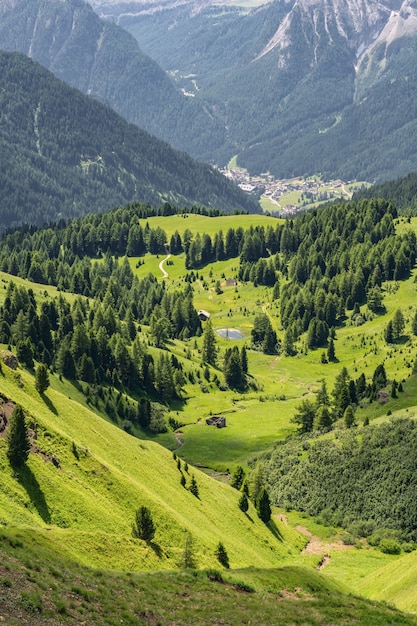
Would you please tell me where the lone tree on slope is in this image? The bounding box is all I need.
[132,506,155,542]
[7,404,30,468]
[35,363,50,394]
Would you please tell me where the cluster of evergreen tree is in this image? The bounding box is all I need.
[292,362,398,435]
[0,266,200,413]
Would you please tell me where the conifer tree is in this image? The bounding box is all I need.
[189,475,199,498]
[7,405,30,468]
[327,337,336,362]
[215,542,230,568]
[202,320,217,366]
[343,405,355,429]
[230,466,245,490]
[238,492,249,513]
[256,488,272,523]
[132,506,155,541]
[35,363,50,394]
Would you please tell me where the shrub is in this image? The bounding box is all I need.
[379,539,401,555]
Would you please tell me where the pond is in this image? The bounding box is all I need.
[216,328,244,340]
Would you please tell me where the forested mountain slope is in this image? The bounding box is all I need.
[96,0,417,182]
[0,51,259,230]
[0,0,227,161]
[354,172,417,213]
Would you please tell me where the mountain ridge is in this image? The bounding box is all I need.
[0,50,259,230]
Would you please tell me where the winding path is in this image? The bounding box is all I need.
[159,253,171,278]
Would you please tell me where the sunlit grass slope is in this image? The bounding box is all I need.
[359,550,417,613]
[0,364,305,571]
[2,535,416,626]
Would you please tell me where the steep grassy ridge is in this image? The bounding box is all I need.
[0,364,303,571]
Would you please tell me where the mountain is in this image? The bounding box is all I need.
[94,0,417,183]
[0,51,259,230]
[353,171,417,212]
[0,0,227,162]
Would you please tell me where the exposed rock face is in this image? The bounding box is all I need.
[1,351,18,371]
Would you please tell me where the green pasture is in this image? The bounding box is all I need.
[136,212,280,239]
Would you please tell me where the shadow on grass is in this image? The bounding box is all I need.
[16,465,51,523]
[149,541,163,558]
[41,393,58,416]
[267,518,284,542]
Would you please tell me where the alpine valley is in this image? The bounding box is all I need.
[92,0,417,182]
[3,0,417,625]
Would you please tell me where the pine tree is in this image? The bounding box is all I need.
[230,466,245,490]
[384,320,394,344]
[35,363,50,394]
[132,506,155,541]
[392,309,405,341]
[202,320,217,366]
[215,542,230,568]
[7,405,30,468]
[189,475,199,498]
[327,337,336,362]
[256,488,272,523]
[238,492,249,513]
[343,405,355,429]
[240,345,248,375]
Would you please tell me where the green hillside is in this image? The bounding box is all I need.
[3,352,415,625]
[0,365,301,571]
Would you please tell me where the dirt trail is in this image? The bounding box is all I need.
[159,253,171,278]
[277,515,353,571]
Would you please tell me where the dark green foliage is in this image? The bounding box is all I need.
[215,542,230,568]
[6,405,30,468]
[189,475,199,498]
[132,506,155,542]
[265,419,417,537]
[35,364,50,394]
[16,338,34,369]
[392,309,405,341]
[0,51,258,231]
[292,399,316,433]
[224,346,246,390]
[343,405,355,429]
[202,320,217,366]
[251,313,278,354]
[327,338,336,362]
[256,488,272,523]
[384,320,394,344]
[230,466,245,490]
[238,493,249,513]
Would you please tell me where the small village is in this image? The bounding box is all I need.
[221,166,367,215]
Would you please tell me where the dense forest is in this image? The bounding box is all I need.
[0,51,259,231]
[0,197,414,357]
[263,418,417,545]
[354,172,417,213]
[0,0,228,162]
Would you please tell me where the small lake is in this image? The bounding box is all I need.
[216,328,244,340]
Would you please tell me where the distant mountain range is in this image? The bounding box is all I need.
[0,51,259,230]
[91,0,417,183]
[0,0,226,163]
[2,0,417,184]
